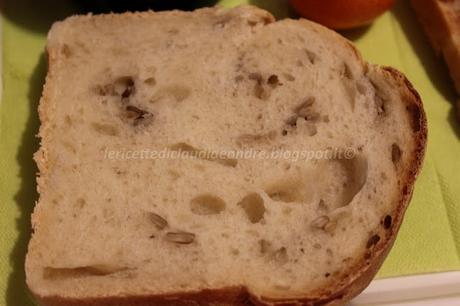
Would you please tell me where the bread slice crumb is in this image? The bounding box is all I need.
[26,5,427,306]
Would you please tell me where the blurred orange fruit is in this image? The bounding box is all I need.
[290,0,395,30]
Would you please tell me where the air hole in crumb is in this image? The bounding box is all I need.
[94,84,114,97]
[167,85,191,102]
[318,199,328,211]
[61,44,72,58]
[43,265,128,279]
[272,247,288,265]
[383,215,392,229]
[170,143,237,167]
[64,115,72,126]
[190,194,226,215]
[267,186,296,202]
[366,234,380,248]
[305,123,317,136]
[247,19,260,27]
[391,143,402,164]
[91,123,119,136]
[144,77,156,86]
[342,63,353,79]
[406,104,421,132]
[283,73,295,82]
[381,172,388,180]
[334,155,368,207]
[249,73,269,100]
[235,75,244,82]
[371,81,388,116]
[297,34,306,43]
[266,177,310,203]
[238,193,265,223]
[259,239,272,254]
[168,169,181,180]
[282,207,292,215]
[214,15,232,28]
[157,84,191,102]
[76,198,86,209]
[267,74,281,87]
[236,131,276,146]
[357,82,367,95]
[304,49,317,64]
[114,76,135,98]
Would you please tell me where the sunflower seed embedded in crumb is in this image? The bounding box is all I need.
[295,97,315,114]
[165,231,195,244]
[286,115,298,127]
[126,105,149,119]
[324,221,337,234]
[149,213,168,230]
[311,215,330,229]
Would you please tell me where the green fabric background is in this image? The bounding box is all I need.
[1,0,459,305]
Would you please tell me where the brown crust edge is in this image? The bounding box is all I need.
[410,0,460,94]
[27,8,428,306]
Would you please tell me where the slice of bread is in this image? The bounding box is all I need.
[411,0,460,120]
[411,0,460,93]
[26,5,427,306]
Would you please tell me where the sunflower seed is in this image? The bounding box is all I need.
[149,213,168,230]
[165,231,195,244]
[311,215,330,229]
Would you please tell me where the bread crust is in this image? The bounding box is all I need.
[28,7,427,306]
[411,0,460,94]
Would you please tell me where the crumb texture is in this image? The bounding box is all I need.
[26,5,425,304]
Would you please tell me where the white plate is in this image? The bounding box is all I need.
[351,271,460,305]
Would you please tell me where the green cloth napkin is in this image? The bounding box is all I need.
[1,0,459,305]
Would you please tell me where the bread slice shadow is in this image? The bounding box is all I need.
[391,0,460,138]
[0,0,220,34]
[0,0,79,34]
[249,0,296,19]
[6,54,46,306]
